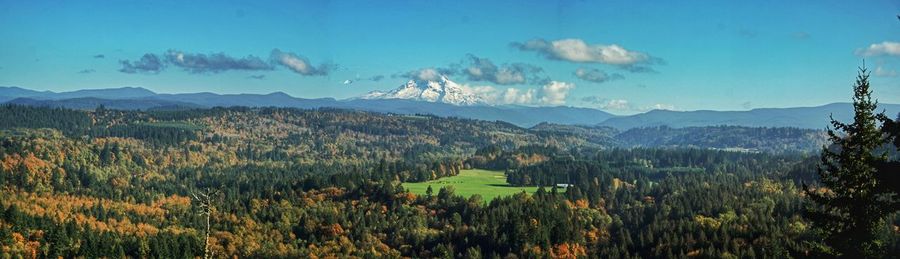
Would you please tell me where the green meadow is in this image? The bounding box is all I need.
[403,169,543,201]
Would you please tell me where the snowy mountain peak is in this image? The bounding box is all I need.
[361,76,486,106]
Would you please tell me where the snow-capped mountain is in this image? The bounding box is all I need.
[361,76,487,106]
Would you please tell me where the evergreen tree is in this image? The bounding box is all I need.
[876,112,900,197]
[804,66,893,258]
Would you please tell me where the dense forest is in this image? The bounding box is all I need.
[0,104,897,258]
[614,126,827,153]
[528,123,828,153]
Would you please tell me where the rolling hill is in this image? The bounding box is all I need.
[3,86,898,129]
[598,103,900,130]
[0,86,616,127]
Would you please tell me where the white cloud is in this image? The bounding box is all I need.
[414,68,442,81]
[649,103,676,110]
[501,88,537,105]
[574,67,624,83]
[874,66,898,77]
[513,38,651,65]
[467,85,500,101]
[581,96,674,112]
[601,99,631,110]
[494,70,525,84]
[458,85,532,105]
[398,55,546,85]
[539,81,575,105]
[270,49,331,76]
[460,81,573,106]
[396,68,448,81]
[461,54,546,85]
[857,41,900,57]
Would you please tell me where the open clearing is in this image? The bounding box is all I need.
[403,169,543,201]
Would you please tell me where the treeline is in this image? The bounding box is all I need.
[615,125,827,153]
[465,144,561,171]
[90,124,199,145]
[0,104,201,145]
[530,123,830,153]
[2,205,202,258]
[0,104,93,136]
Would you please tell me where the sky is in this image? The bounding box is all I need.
[0,0,898,114]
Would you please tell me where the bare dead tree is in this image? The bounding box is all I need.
[191,187,217,259]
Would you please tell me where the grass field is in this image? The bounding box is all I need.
[403,169,542,201]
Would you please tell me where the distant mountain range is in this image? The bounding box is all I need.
[597,103,900,130]
[0,86,156,102]
[2,86,898,129]
[0,86,614,127]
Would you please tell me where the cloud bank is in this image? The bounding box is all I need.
[165,50,273,73]
[581,96,674,112]
[460,54,547,85]
[874,66,898,77]
[396,68,449,81]
[119,54,165,74]
[476,81,575,106]
[539,81,575,105]
[119,49,334,76]
[270,49,333,76]
[512,38,654,65]
[394,55,547,85]
[857,41,900,57]
[574,67,624,83]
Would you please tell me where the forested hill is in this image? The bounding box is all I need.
[0,104,831,155]
[0,86,618,127]
[0,105,607,181]
[598,102,900,130]
[529,123,827,153]
[5,86,898,129]
[0,104,897,257]
[614,125,828,153]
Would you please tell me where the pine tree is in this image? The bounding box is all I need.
[804,66,892,258]
[875,112,900,199]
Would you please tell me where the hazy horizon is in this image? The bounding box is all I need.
[5,84,900,116]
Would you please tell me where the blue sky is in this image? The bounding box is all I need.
[0,0,898,114]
